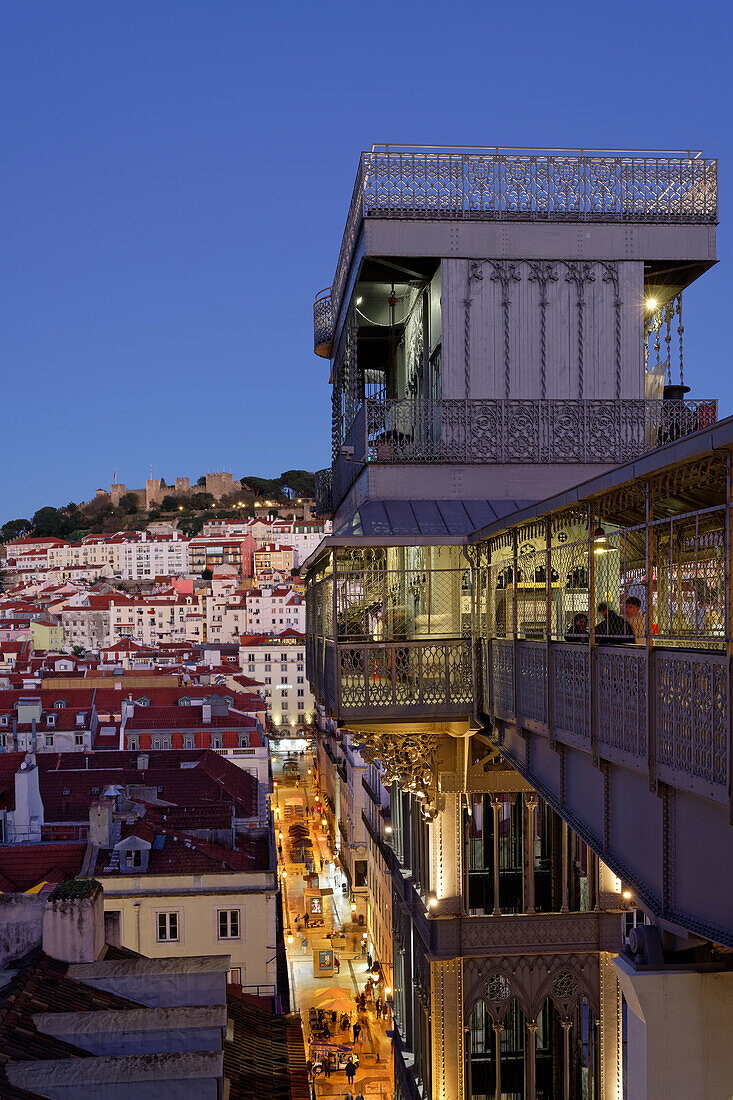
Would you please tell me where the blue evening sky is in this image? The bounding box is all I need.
[1,1,730,522]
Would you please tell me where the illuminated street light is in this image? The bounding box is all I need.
[287,933,294,945]
[645,297,658,311]
[427,895,438,909]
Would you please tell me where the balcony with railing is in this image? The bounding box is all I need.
[329,146,718,321]
[313,286,334,358]
[324,396,717,511]
[469,428,733,945]
[306,545,473,721]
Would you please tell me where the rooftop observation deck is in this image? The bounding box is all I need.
[470,417,733,947]
[314,145,718,352]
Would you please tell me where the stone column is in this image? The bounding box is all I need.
[490,796,503,916]
[526,1019,538,1100]
[615,955,733,1100]
[525,793,538,914]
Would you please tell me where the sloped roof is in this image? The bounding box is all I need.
[334,499,536,539]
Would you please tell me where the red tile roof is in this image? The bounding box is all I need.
[0,843,86,892]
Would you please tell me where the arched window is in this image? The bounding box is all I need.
[54,700,67,709]
[468,999,497,1099]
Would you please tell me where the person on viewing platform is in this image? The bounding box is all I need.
[625,595,645,643]
[595,602,634,643]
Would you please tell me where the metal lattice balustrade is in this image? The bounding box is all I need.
[313,287,334,356]
[364,397,717,464]
[330,147,718,320]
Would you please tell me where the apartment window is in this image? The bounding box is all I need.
[128,736,139,750]
[45,734,54,747]
[238,735,249,748]
[46,714,56,727]
[183,736,194,749]
[125,848,143,869]
[265,677,271,685]
[298,702,305,711]
[297,664,304,672]
[157,911,179,942]
[248,664,255,673]
[218,909,240,939]
[297,676,304,684]
[281,677,287,686]
[211,735,222,750]
[297,689,304,697]
[282,702,289,711]
[265,664,271,672]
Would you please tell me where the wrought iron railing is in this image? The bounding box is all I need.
[311,637,473,720]
[330,147,718,320]
[313,287,334,357]
[487,638,729,804]
[363,397,717,465]
[314,467,333,515]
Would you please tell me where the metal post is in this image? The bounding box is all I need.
[494,1022,503,1100]
[491,795,502,916]
[561,818,569,913]
[525,793,537,914]
[645,481,657,795]
[526,1020,538,1100]
[546,518,556,749]
[588,503,599,768]
[561,1019,572,1100]
[512,529,519,723]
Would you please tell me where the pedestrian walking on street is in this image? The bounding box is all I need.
[324,1059,331,1079]
[306,1060,313,1080]
[352,1022,361,1044]
[334,956,340,974]
[367,953,372,971]
[345,1059,356,1086]
[304,911,309,928]
[376,999,382,1020]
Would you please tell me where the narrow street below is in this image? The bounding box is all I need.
[272,753,394,1100]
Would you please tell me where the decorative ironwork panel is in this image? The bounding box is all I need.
[364,398,716,466]
[597,649,647,759]
[493,640,514,716]
[552,645,590,739]
[517,642,547,724]
[656,651,728,787]
[339,646,366,708]
[314,468,332,515]
[313,288,334,354]
[329,149,717,318]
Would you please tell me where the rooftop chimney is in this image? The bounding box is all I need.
[137,753,149,771]
[42,879,105,963]
[202,704,212,725]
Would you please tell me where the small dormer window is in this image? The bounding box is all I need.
[62,788,71,796]
[125,849,143,869]
[137,697,150,707]
[55,700,66,709]
[46,715,55,727]
[1,716,8,726]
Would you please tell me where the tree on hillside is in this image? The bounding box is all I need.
[161,495,183,513]
[196,475,207,486]
[190,492,215,510]
[1,519,31,542]
[119,492,140,514]
[280,470,315,497]
[32,507,67,537]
